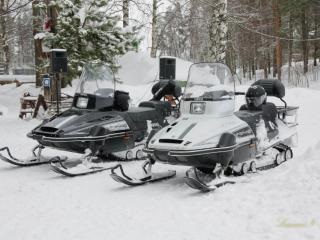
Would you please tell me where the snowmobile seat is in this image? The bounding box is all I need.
[252,79,285,99]
[237,102,278,138]
[138,101,171,118]
[113,90,130,111]
[151,80,182,101]
[124,107,164,141]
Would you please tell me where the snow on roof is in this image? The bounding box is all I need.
[50,49,67,52]
[160,56,176,59]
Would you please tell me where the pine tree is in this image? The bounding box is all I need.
[44,0,140,82]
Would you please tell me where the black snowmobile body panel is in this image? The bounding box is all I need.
[28,102,169,154]
[235,104,279,139]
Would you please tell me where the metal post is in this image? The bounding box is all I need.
[56,73,60,114]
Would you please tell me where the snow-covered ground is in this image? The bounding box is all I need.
[0,55,320,240]
[0,75,35,83]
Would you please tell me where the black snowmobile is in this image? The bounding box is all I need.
[0,62,182,176]
[110,63,299,191]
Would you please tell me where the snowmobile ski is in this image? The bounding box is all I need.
[110,162,176,186]
[184,168,236,192]
[0,146,66,167]
[184,177,218,192]
[50,160,116,177]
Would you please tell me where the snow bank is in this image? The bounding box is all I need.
[117,51,192,85]
[0,75,35,83]
[0,105,7,116]
[0,83,40,117]
[117,51,158,85]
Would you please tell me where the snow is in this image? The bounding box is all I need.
[34,32,47,40]
[1,58,320,240]
[117,51,192,85]
[0,75,35,83]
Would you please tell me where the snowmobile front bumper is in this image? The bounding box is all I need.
[144,144,238,168]
[27,132,132,143]
[145,144,237,156]
[27,131,135,154]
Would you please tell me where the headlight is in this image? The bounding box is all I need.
[76,97,89,109]
[190,102,206,114]
[103,120,130,132]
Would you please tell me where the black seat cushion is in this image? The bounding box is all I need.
[238,102,278,138]
[113,90,130,111]
[139,101,171,118]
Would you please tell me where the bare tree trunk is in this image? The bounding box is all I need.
[48,2,60,101]
[0,0,9,74]
[150,0,157,58]
[288,11,293,67]
[208,0,227,62]
[273,49,277,78]
[313,9,318,67]
[273,0,282,80]
[267,51,271,75]
[241,64,245,78]
[123,0,129,28]
[263,58,268,78]
[33,0,44,87]
[251,57,255,78]
[314,40,318,67]
[189,0,198,61]
[301,9,308,73]
[260,0,268,79]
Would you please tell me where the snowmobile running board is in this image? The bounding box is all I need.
[50,148,148,177]
[0,146,66,167]
[110,163,176,186]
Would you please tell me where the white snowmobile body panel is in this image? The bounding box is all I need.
[145,63,298,169]
[148,114,250,151]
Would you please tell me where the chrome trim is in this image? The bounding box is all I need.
[146,140,254,157]
[168,144,237,156]
[30,132,133,143]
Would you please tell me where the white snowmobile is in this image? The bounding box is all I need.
[110,62,299,191]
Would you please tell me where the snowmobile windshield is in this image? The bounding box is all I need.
[183,63,235,101]
[76,63,115,97]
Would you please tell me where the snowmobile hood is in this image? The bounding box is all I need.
[29,109,129,141]
[147,114,249,152]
